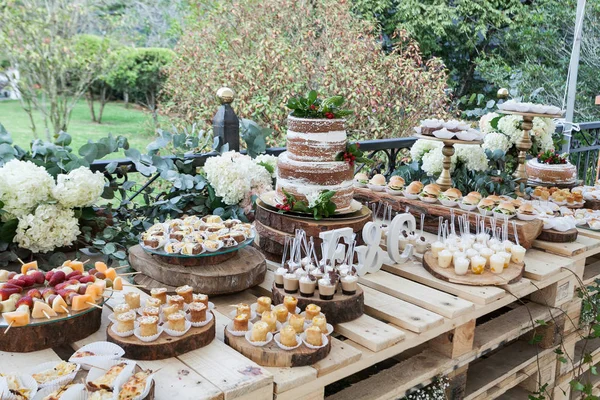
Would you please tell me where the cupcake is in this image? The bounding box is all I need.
[256,296,272,314]
[283,296,298,314]
[116,311,136,333]
[138,315,159,337]
[273,304,289,323]
[168,295,185,311]
[289,314,305,333]
[304,325,323,346]
[175,285,194,303]
[250,321,269,342]
[233,313,249,332]
[124,292,141,310]
[188,302,207,323]
[167,312,186,331]
[150,288,168,304]
[279,325,298,347]
[305,304,321,320]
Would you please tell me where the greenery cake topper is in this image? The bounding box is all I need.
[286,90,352,119]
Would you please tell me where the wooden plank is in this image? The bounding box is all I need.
[178,339,273,400]
[521,250,573,281]
[383,261,506,305]
[533,234,600,258]
[0,348,61,371]
[359,271,475,318]
[312,337,362,377]
[584,259,600,285]
[334,314,405,352]
[265,366,317,394]
[430,319,475,359]
[578,227,600,241]
[361,285,444,333]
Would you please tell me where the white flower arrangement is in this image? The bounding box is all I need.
[0,159,55,218]
[14,204,80,253]
[254,154,278,179]
[482,112,555,154]
[53,167,106,208]
[203,151,273,208]
[411,139,488,176]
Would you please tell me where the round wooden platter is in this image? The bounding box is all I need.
[422,251,524,286]
[413,134,482,145]
[223,327,331,367]
[0,307,103,353]
[585,198,600,211]
[106,311,215,360]
[537,228,578,243]
[128,245,266,295]
[271,284,364,325]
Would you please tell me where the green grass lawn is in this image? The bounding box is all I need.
[0,99,160,158]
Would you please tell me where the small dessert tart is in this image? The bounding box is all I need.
[175,285,194,303]
[124,292,140,310]
[150,287,168,304]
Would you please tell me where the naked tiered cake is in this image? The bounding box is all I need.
[276,116,354,210]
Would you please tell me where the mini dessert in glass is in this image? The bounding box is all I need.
[317,277,336,300]
[299,275,317,297]
[256,296,272,314]
[438,250,453,268]
[470,256,486,275]
[138,315,159,337]
[150,288,168,304]
[279,325,298,347]
[465,248,479,259]
[274,266,287,288]
[168,295,185,311]
[250,321,269,342]
[479,248,494,267]
[431,241,445,258]
[511,245,526,264]
[261,310,278,333]
[123,292,140,310]
[167,312,186,331]
[304,325,323,346]
[284,295,298,314]
[497,251,511,269]
[289,314,305,333]
[305,304,321,320]
[312,315,328,334]
[233,313,249,331]
[454,257,469,275]
[175,285,194,303]
[189,302,207,323]
[283,271,300,294]
[311,268,325,290]
[192,293,209,307]
[414,236,429,254]
[273,304,289,323]
[340,274,358,295]
[116,311,136,333]
[489,254,504,274]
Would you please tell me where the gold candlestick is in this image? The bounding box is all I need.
[512,115,534,183]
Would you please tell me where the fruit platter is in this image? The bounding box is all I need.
[0,260,123,352]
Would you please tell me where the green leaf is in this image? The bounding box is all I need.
[54,132,72,146]
[79,143,98,163]
[0,219,18,242]
[106,161,118,174]
[0,124,12,145]
[307,90,317,104]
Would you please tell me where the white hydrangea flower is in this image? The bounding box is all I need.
[456,145,489,172]
[479,112,500,134]
[497,114,523,144]
[0,159,55,218]
[53,167,105,208]
[421,147,457,176]
[482,132,511,153]
[204,151,273,206]
[254,154,278,179]
[15,204,80,253]
[410,139,442,162]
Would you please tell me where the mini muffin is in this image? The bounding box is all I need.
[236,303,251,317]
[250,321,269,342]
[188,302,207,323]
[289,314,305,333]
[175,285,194,303]
[168,295,185,311]
[305,304,321,320]
[124,292,141,309]
[304,325,323,346]
[150,288,168,304]
[279,325,298,347]
[273,304,288,323]
[261,311,277,333]
[312,315,328,334]
[233,313,249,332]
[116,311,136,333]
[283,296,298,314]
[256,296,272,314]
[192,293,209,307]
[167,312,186,331]
[138,315,159,337]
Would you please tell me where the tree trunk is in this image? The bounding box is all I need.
[97,84,110,124]
[124,92,129,108]
[87,88,97,122]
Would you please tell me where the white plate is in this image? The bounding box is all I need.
[367,184,386,192]
[29,361,80,388]
[516,213,537,221]
[69,341,125,370]
[226,321,253,336]
[385,187,404,196]
[273,332,302,350]
[459,203,477,211]
[403,191,419,199]
[244,331,273,347]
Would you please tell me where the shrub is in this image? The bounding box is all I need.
[163,0,450,145]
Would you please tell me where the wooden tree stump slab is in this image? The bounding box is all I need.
[129,245,266,295]
[223,327,330,367]
[354,187,543,249]
[585,198,600,211]
[0,307,102,352]
[254,201,372,258]
[272,284,364,325]
[537,228,578,243]
[107,311,216,360]
[422,251,524,286]
[155,250,237,266]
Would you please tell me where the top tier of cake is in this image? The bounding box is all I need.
[525,159,577,184]
[286,116,347,162]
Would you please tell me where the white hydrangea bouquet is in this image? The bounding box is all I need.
[410,139,489,176]
[480,112,555,156]
[0,160,105,253]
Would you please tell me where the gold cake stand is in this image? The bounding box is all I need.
[414,134,483,191]
[498,110,563,183]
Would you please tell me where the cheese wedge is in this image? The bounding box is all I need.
[71,294,93,311]
[32,301,57,319]
[113,277,123,291]
[3,310,30,327]
[52,295,69,314]
[95,262,108,273]
[69,261,84,273]
[21,261,38,275]
[105,268,117,281]
[85,284,103,302]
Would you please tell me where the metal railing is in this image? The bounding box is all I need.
[563,121,600,185]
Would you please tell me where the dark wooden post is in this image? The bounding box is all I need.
[212,87,240,152]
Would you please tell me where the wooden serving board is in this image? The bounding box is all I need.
[271,284,364,325]
[585,198,600,211]
[223,327,331,367]
[537,228,578,243]
[353,188,543,249]
[128,245,266,295]
[0,307,102,353]
[422,251,524,286]
[106,311,216,360]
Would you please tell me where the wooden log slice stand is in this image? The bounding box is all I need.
[422,251,524,286]
[354,187,543,249]
[537,228,578,243]
[106,311,216,360]
[224,327,331,367]
[271,284,364,325]
[254,200,372,260]
[584,198,600,211]
[0,307,102,352]
[128,245,266,296]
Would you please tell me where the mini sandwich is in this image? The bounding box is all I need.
[511,198,523,208]
[477,198,495,211]
[370,174,386,186]
[518,203,536,216]
[387,176,405,190]
[467,191,482,202]
[462,194,479,206]
[354,173,369,185]
[486,195,502,205]
[420,184,441,200]
[405,181,424,195]
[494,201,516,216]
[439,188,462,201]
